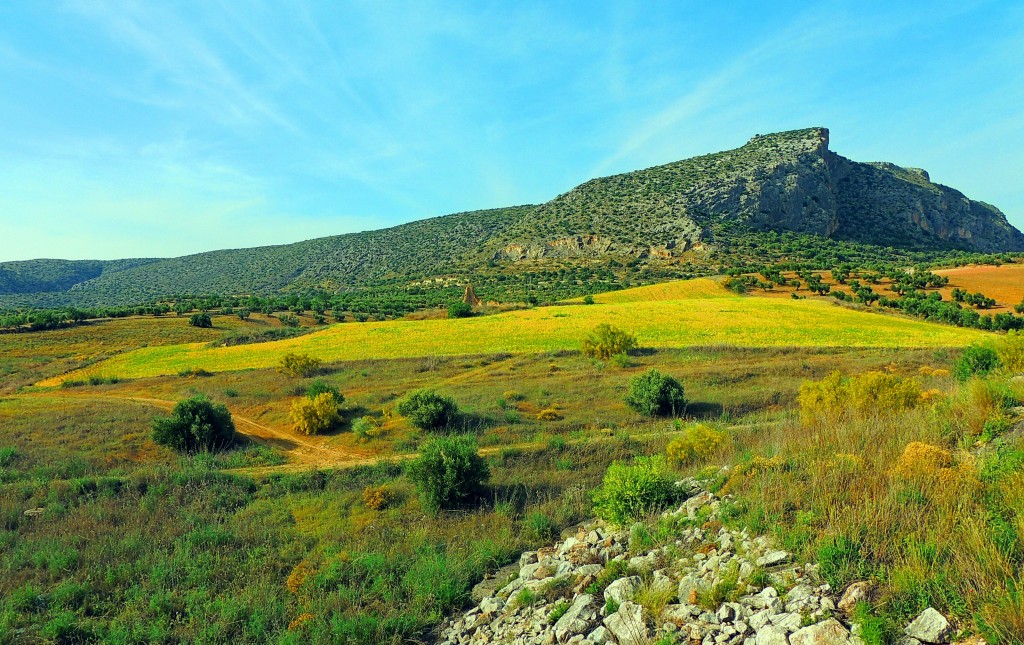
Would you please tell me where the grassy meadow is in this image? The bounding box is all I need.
[2,275,1023,642]
[42,279,985,385]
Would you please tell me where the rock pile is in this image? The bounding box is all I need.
[438,478,966,645]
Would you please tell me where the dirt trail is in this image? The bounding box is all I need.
[14,390,781,479]
[17,391,370,468]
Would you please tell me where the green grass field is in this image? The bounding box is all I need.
[43,278,985,385]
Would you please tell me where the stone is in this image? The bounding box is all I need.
[479,596,503,615]
[520,551,539,568]
[678,574,705,604]
[756,550,790,567]
[603,576,640,606]
[838,581,873,615]
[789,618,856,644]
[603,601,649,645]
[754,626,789,645]
[904,608,951,643]
[770,612,803,632]
[576,564,603,577]
[662,604,699,624]
[587,625,610,644]
[553,594,597,642]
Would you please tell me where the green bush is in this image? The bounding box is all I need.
[592,457,675,526]
[152,395,236,453]
[188,313,212,328]
[666,423,726,466]
[953,345,1000,382]
[305,379,344,403]
[581,324,638,359]
[396,389,459,431]
[624,369,686,417]
[447,302,473,319]
[406,435,489,513]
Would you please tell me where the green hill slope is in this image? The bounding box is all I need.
[3,127,1021,308]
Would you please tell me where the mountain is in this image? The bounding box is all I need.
[2,127,1021,308]
[487,128,1023,260]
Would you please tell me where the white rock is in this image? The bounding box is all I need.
[603,576,640,606]
[904,608,951,643]
[587,625,610,644]
[838,581,872,615]
[603,601,649,645]
[754,625,789,645]
[789,618,856,645]
[756,550,790,567]
[553,594,597,642]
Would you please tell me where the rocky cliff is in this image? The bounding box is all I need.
[490,128,1024,259]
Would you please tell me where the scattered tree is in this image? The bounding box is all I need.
[396,389,459,430]
[624,368,686,417]
[188,313,212,328]
[152,395,235,453]
[581,324,638,360]
[406,434,489,514]
[447,301,473,319]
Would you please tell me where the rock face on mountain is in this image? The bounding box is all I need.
[490,128,1024,259]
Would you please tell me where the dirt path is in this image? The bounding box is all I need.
[15,389,782,479]
[17,391,369,469]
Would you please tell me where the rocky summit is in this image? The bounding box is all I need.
[438,475,970,645]
[492,128,1024,261]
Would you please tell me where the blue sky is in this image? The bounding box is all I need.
[1,1,1022,261]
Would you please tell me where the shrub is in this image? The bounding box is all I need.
[152,395,236,453]
[799,370,921,424]
[582,294,595,305]
[447,302,473,319]
[278,352,322,378]
[352,416,378,441]
[953,345,1000,382]
[278,313,300,328]
[524,511,557,542]
[406,435,489,513]
[290,392,342,435]
[624,369,686,417]
[305,379,343,404]
[396,389,459,431]
[592,456,675,526]
[362,484,392,510]
[581,324,638,359]
[188,313,212,328]
[666,423,726,467]
[536,409,562,421]
[996,330,1024,373]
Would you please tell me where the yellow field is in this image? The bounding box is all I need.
[38,278,987,385]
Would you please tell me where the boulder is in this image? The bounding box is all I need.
[789,618,857,644]
[754,625,789,645]
[838,581,873,615]
[603,576,640,606]
[603,601,649,645]
[905,608,951,643]
[552,594,597,642]
[756,550,790,567]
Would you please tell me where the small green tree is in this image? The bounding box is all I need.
[581,324,638,359]
[236,308,251,321]
[396,389,459,430]
[447,301,473,319]
[624,368,686,417]
[152,395,235,453]
[582,294,595,305]
[407,434,489,513]
[188,313,212,328]
[592,457,675,526]
[953,345,1000,382]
